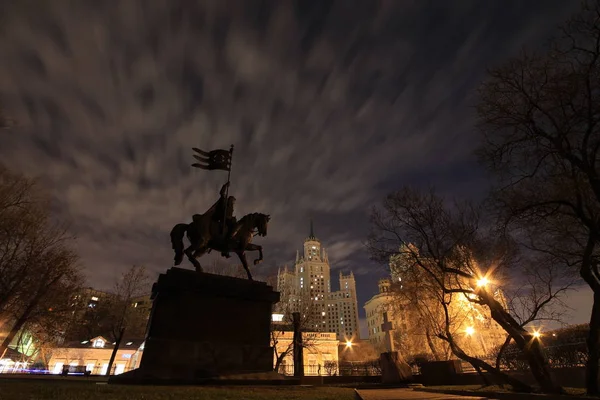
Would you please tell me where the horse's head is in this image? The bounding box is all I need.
[256,213,270,237]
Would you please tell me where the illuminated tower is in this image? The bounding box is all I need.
[276,220,360,340]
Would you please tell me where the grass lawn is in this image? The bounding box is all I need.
[0,379,356,400]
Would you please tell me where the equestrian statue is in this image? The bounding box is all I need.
[170,181,270,280]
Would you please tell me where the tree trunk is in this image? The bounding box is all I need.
[425,328,442,361]
[495,335,513,388]
[474,365,491,386]
[0,302,37,358]
[586,291,600,396]
[274,348,291,373]
[495,335,512,371]
[482,292,562,394]
[105,326,125,376]
[0,272,62,358]
[441,334,532,392]
[580,250,600,397]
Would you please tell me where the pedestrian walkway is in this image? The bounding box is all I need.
[356,388,490,400]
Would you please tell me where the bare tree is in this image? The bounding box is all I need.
[476,1,600,394]
[492,254,573,373]
[0,166,82,358]
[390,246,515,387]
[271,292,318,374]
[100,265,151,376]
[0,164,48,314]
[389,249,453,361]
[0,246,81,358]
[368,187,571,394]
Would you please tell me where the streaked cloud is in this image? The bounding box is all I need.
[0,0,579,317]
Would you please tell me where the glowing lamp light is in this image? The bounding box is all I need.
[465,326,475,336]
[476,277,489,287]
[532,330,542,339]
[345,340,353,348]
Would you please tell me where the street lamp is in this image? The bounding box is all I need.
[465,326,475,336]
[532,330,542,339]
[345,340,353,348]
[476,277,489,288]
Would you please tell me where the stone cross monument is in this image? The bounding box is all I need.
[379,310,413,383]
[381,311,395,353]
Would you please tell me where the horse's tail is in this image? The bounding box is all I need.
[170,223,188,266]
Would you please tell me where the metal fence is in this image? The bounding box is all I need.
[277,361,382,377]
[277,363,333,376]
[497,341,588,371]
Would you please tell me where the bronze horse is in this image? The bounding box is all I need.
[170,212,270,280]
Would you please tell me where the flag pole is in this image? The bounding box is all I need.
[221,144,234,235]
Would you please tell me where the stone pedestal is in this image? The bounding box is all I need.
[111,268,280,384]
[380,352,413,384]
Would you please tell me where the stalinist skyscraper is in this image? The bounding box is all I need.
[277,221,360,341]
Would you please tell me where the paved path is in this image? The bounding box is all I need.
[356,388,490,400]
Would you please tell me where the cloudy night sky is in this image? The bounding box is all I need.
[0,1,588,337]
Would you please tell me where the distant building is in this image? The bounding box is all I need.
[276,221,360,341]
[47,336,144,375]
[71,287,110,311]
[364,254,507,358]
[64,287,113,338]
[272,331,339,376]
[130,294,152,325]
[364,278,403,350]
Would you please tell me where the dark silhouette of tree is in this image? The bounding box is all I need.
[477,1,600,394]
[0,165,82,359]
[368,187,570,394]
[271,290,318,374]
[101,265,150,376]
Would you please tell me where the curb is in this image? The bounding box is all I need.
[416,388,589,400]
[354,388,363,400]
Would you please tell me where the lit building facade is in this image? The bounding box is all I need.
[47,336,144,375]
[276,222,360,341]
[364,253,508,358]
[272,331,339,376]
[364,279,401,350]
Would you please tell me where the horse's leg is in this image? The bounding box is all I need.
[184,243,203,272]
[192,247,209,273]
[245,243,263,266]
[185,236,209,273]
[235,251,253,281]
[171,223,188,266]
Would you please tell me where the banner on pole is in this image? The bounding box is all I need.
[191,148,232,171]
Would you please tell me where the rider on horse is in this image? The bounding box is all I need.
[207,181,237,257]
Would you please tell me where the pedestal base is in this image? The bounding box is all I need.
[380,352,413,383]
[110,268,280,384]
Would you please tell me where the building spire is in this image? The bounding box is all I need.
[309,218,316,240]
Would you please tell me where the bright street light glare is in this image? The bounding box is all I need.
[465,326,475,336]
[476,277,489,287]
[532,330,542,339]
[345,340,353,348]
